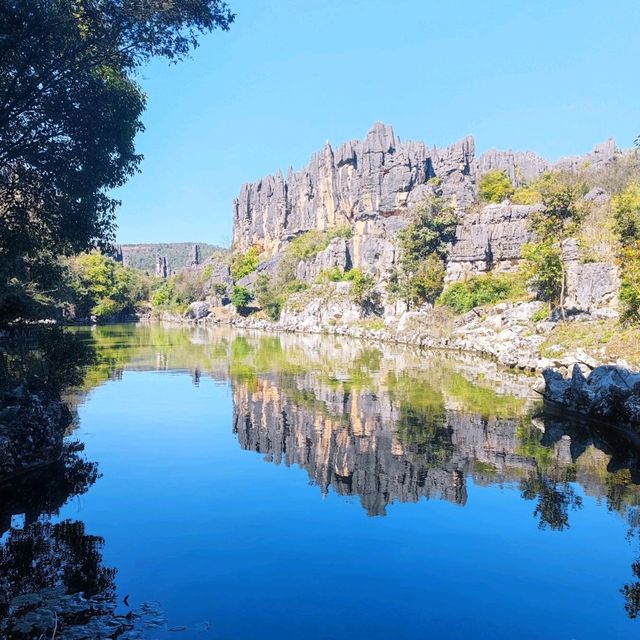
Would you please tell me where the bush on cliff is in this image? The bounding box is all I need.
[231,286,252,310]
[613,182,640,242]
[478,170,515,203]
[522,173,583,311]
[521,241,563,304]
[438,272,528,313]
[392,196,457,307]
[149,268,211,312]
[619,243,640,322]
[231,246,261,281]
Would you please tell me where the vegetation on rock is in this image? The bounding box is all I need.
[478,170,515,203]
[391,196,458,307]
[438,272,528,314]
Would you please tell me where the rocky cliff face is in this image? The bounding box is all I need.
[231,123,621,301]
[232,123,477,256]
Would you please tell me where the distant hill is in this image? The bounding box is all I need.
[116,243,224,273]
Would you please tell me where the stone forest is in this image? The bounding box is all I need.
[2,2,640,639]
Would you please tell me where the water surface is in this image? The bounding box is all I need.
[2,324,640,639]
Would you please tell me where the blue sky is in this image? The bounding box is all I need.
[113,0,640,245]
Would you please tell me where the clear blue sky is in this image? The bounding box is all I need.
[113,0,640,245]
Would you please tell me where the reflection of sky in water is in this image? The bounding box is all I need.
[5,325,640,638]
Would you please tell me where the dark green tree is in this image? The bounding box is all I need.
[0,0,234,322]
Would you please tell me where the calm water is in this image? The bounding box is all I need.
[2,324,640,639]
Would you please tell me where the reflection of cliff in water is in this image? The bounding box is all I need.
[232,373,640,520]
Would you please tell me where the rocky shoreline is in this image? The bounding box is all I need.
[151,296,627,377]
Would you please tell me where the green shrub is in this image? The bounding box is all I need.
[397,196,458,265]
[619,242,640,322]
[531,307,549,323]
[253,273,307,321]
[438,272,527,313]
[512,185,542,204]
[231,245,260,281]
[231,286,252,310]
[404,255,446,305]
[211,282,227,296]
[151,281,174,307]
[68,251,149,321]
[521,241,563,303]
[479,170,515,203]
[316,266,346,283]
[288,227,352,262]
[345,269,375,306]
[612,181,640,243]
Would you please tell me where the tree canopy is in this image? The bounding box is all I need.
[0,0,234,322]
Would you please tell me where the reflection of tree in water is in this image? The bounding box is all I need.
[622,561,640,619]
[0,442,99,536]
[0,520,116,615]
[520,469,583,531]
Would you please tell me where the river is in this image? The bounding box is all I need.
[2,323,639,639]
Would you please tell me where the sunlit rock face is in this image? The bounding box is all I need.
[232,123,476,258]
[231,123,621,287]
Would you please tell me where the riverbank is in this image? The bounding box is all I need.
[149,295,639,377]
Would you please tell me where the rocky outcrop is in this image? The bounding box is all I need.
[232,123,476,256]
[229,121,628,331]
[117,243,221,273]
[542,364,640,429]
[562,239,619,314]
[155,254,169,278]
[187,243,200,267]
[445,203,540,281]
[476,148,549,186]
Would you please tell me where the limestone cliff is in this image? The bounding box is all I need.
[232,123,476,256]
[231,123,621,304]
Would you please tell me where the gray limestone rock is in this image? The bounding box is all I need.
[232,122,475,256]
[445,203,540,281]
[185,301,210,320]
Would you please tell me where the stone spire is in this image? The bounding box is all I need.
[155,255,169,278]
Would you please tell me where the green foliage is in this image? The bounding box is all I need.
[0,1,234,323]
[149,268,212,310]
[401,255,446,306]
[68,252,149,321]
[344,269,376,307]
[211,282,227,297]
[528,172,584,239]
[253,273,308,321]
[231,286,252,310]
[618,243,640,322]
[612,182,640,243]
[392,197,457,307]
[397,197,458,265]
[479,170,515,203]
[316,267,347,283]
[517,172,584,309]
[531,307,549,323]
[511,185,542,205]
[521,241,563,303]
[231,246,260,281]
[438,272,528,314]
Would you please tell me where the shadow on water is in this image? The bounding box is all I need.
[4,322,640,631]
